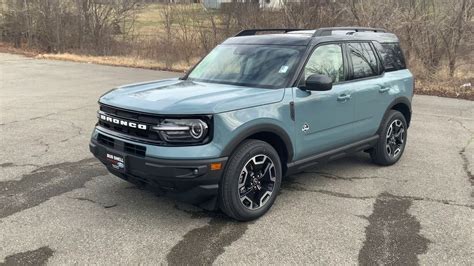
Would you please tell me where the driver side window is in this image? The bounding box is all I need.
[304,44,345,83]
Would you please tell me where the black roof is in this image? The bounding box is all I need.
[223,34,312,46]
[223,27,399,46]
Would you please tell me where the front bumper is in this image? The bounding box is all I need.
[89,134,227,210]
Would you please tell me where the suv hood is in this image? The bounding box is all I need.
[99,79,285,114]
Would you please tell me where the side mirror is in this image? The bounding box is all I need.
[304,74,333,91]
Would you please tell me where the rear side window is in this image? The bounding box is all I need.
[347,42,379,79]
[373,42,406,71]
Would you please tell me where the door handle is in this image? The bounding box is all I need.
[378,86,390,93]
[337,94,351,102]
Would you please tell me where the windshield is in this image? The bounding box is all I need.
[187,44,304,88]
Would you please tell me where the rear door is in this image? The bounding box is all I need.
[293,43,358,160]
[372,41,412,124]
[345,42,388,139]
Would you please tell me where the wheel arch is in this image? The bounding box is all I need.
[379,97,412,132]
[221,123,294,175]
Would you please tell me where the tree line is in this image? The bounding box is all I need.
[0,0,472,78]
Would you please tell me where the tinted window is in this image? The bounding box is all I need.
[348,42,378,79]
[304,44,344,83]
[373,42,406,71]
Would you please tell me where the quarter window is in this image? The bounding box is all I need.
[373,42,406,71]
[304,44,345,83]
[348,42,379,79]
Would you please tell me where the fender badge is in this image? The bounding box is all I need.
[302,123,310,133]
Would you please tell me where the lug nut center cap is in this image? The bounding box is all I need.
[251,178,261,190]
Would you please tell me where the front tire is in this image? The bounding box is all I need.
[371,110,408,166]
[219,139,282,221]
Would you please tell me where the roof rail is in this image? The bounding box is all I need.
[313,27,386,37]
[235,28,307,37]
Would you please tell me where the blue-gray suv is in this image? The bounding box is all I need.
[90,27,413,221]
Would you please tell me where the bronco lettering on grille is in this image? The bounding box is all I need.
[100,114,147,130]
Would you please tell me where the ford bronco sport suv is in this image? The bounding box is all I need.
[90,27,413,221]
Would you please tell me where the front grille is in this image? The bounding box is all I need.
[98,120,163,142]
[97,104,213,147]
[98,105,165,144]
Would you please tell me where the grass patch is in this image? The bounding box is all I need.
[415,79,473,101]
[134,3,218,36]
[35,53,190,72]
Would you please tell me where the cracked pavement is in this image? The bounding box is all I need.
[1,53,473,265]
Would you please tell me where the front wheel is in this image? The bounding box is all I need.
[219,139,282,221]
[371,110,408,166]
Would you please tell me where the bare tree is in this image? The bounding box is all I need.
[0,0,472,80]
[159,2,175,69]
[0,0,140,53]
[174,4,198,64]
[439,0,473,77]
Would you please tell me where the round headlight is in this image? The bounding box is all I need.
[190,121,205,139]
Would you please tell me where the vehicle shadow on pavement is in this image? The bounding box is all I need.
[71,172,251,265]
[78,154,376,264]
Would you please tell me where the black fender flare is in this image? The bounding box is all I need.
[221,123,294,162]
[389,96,412,111]
[378,97,412,133]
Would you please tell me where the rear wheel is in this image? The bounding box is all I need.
[219,139,282,221]
[371,110,407,165]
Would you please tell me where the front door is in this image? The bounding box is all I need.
[293,43,358,160]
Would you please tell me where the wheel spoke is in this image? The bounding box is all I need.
[390,143,397,156]
[395,128,405,143]
[260,163,270,178]
[260,182,274,193]
[240,187,254,197]
[238,168,248,189]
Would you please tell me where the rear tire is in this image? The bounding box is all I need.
[371,110,408,166]
[219,139,282,221]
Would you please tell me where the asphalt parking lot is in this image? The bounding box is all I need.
[1,53,473,265]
